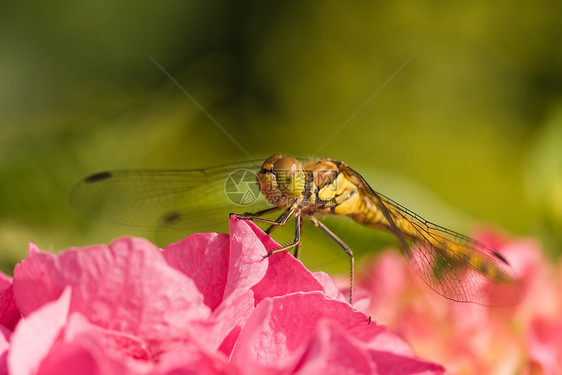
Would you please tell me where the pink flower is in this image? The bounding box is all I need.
[0,217,445,375]
[359,227,562,374]
[527,317,562,374]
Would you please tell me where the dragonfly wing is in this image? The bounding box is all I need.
[70,160,270,233]
[367,191,525,306]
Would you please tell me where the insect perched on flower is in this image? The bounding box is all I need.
[71,154,524,306]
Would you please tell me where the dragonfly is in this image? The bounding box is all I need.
[71,154,524,306]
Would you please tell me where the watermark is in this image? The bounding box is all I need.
[224,167,343,207]
[224,169,261,206]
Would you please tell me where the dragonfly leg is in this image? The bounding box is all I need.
[309,216,355,305]
[231,206,285,234]
[234,206,302,259]
[293,215,304,258]
[252,207,284,234]
[232,205,297,227]
[241,206,283,218]
[265,214,302,258]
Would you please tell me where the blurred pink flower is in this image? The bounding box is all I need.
[358,227,562,375]
[0,217,445,375]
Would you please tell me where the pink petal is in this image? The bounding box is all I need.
[295,320,376,374]
[239,216,282,251]
[311,272,347,302]
[28,242,41,255]
[38,312,155,375]
[252,250,325,304]
[227,217,341,305]
[211,289,255,356]
[189,289,256,357]
[13,247,67,315]
[361,251,409,303]
[297,312,446,375]
[37,342,136,375]
[13,237,210,354]
[63,313,151,361]
[0,283,20,331]
[368,350,446,375]
[0,325,12,375]
[0,273,16,331]
[230,291,375,373]
[154,342,228,375]
[163,232,230,311]
[0,273,12,292]
[14,294,225,375]
[527,317,562,375]
[369,328,418,357]
[222,217,271,300]
[8,287,71,375]
[367,328,447,375]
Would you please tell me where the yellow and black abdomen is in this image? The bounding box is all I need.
[352,191,514,283]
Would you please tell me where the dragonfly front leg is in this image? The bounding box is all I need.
[237,206,284,233]
[230,206,282,234]
[239,206,283,218]
[309,216,355,305]
[232,204,297,227]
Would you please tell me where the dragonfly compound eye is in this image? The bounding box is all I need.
[258,155,305,206]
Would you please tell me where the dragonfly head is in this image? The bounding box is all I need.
[258,154,306,206]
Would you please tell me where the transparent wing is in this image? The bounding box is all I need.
[337,162,526,306]
[70,160,270,234]
[370,191,524,306]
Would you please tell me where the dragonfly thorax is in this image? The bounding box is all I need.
[258,155,306,207]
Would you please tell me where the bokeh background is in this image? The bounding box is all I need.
[1,1,561,274]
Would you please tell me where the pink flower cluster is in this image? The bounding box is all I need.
[0,217,445,375]
[359,228,562,374]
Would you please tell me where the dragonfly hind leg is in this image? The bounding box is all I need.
[264,214,303,258]
[309,216,355,305]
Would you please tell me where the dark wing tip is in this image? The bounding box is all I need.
[160,211,182,227]
[84,171,113,183]
[492,251,510,265]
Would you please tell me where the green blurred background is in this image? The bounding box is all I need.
[1,1,561,274]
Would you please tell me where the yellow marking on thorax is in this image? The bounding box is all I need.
[314,172,363,214]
